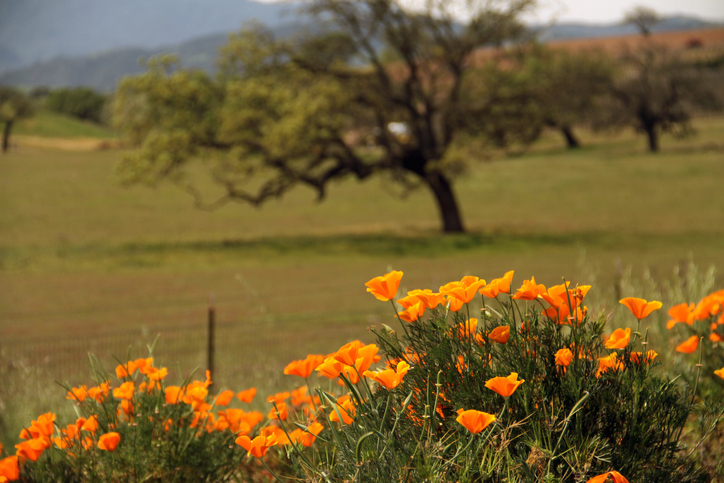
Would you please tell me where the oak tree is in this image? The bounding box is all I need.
[114,0,537,233]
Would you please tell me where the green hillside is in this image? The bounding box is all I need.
[14,109,116,139]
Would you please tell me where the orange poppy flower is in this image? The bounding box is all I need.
[512,277,546,301]
[405,289,445,310]
[451,318,478,339]
[213,390,235,407]
[585,470,629,483]
[15,437,50,462]
[541,283,591,310]
[676,335,700,354]
[455,409,496,434]
[605,328,631,349]
[456,355,468,374]
[87,382,109,403]
[284,354,325,379]
[440,276,487,304]
[446,294,464,312]
[236,434,277,458]
[329,396,356,424]
[333,341,374,366]
[216,409,252,434]
[20,413,55,443]
[134,357,154,375]
[364,360,410,390]
[540,282,571,308]
[315,357,346,380]
[183,384,210,412]
[98,432,121,452]
[0,456,20,481]
[485,373,525,398]
[72,417,86,431]
[480,271,515,298]
[555,348,573,367]
[146,366,167,381]
[479,280,502,298]
[365,270,403,301]
[164,386,184,404]
[58,422,80,443]
[353,344,380,374]
[113,382,135,400]
[66,385,87,403]
[53,434,76,451]
[691,289,724,321]
[288,422,324,447]
[115,361,137,378]
[81,415,99,433]
[667,303,695,329]
[398,301,426,323]
[118,400,134,418]
[237,387,257,403]
[714,367,724,380]
[266,391,290,405]
[596,353,622,377]
[489,325,510,344]
[290,386,309,406]
[619,297,662,320]
[268,402,288,421]
[630,351,658,365]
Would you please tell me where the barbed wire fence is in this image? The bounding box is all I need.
[0,300,382,393]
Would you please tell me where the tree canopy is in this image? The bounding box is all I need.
[599,42,723,152]
[114,0,537,233]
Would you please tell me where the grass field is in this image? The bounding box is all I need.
[1,115,724,403]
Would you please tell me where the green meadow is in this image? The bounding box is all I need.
[1,113,724,393]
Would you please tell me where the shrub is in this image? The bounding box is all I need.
[1,270,721,482]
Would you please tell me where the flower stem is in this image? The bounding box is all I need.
[262,458,286,483]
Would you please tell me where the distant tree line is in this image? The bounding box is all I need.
[0,85,110,152]
[44,87,108,124]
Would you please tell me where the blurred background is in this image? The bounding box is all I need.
[1,0,724,444]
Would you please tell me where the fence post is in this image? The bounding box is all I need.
[207,293,215,392]
[614,258,622,302]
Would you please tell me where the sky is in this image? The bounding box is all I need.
[261,0,724,24]
[528,0,724,23]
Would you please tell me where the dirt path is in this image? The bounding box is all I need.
[14,135,123,151]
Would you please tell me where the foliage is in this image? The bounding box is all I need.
[514,46,616,149]
[278,272,714,482]
[3,342,286,482]
[113,0,540,233]
[3,271,720,482]
[596,41,724,152]
[45,88,108,125]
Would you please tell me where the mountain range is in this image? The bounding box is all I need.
[0,0,721,92]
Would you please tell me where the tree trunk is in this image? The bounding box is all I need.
[2,120,12,153]
[425,171,465,233]
[645,125,659,152]
[560,125,580,149]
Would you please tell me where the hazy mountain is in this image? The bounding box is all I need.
[0,22,310,92]
[1,13,721,92]
[535,15,722,42]
[0,0,297,74]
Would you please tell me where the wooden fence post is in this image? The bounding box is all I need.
[207,293,215,392]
